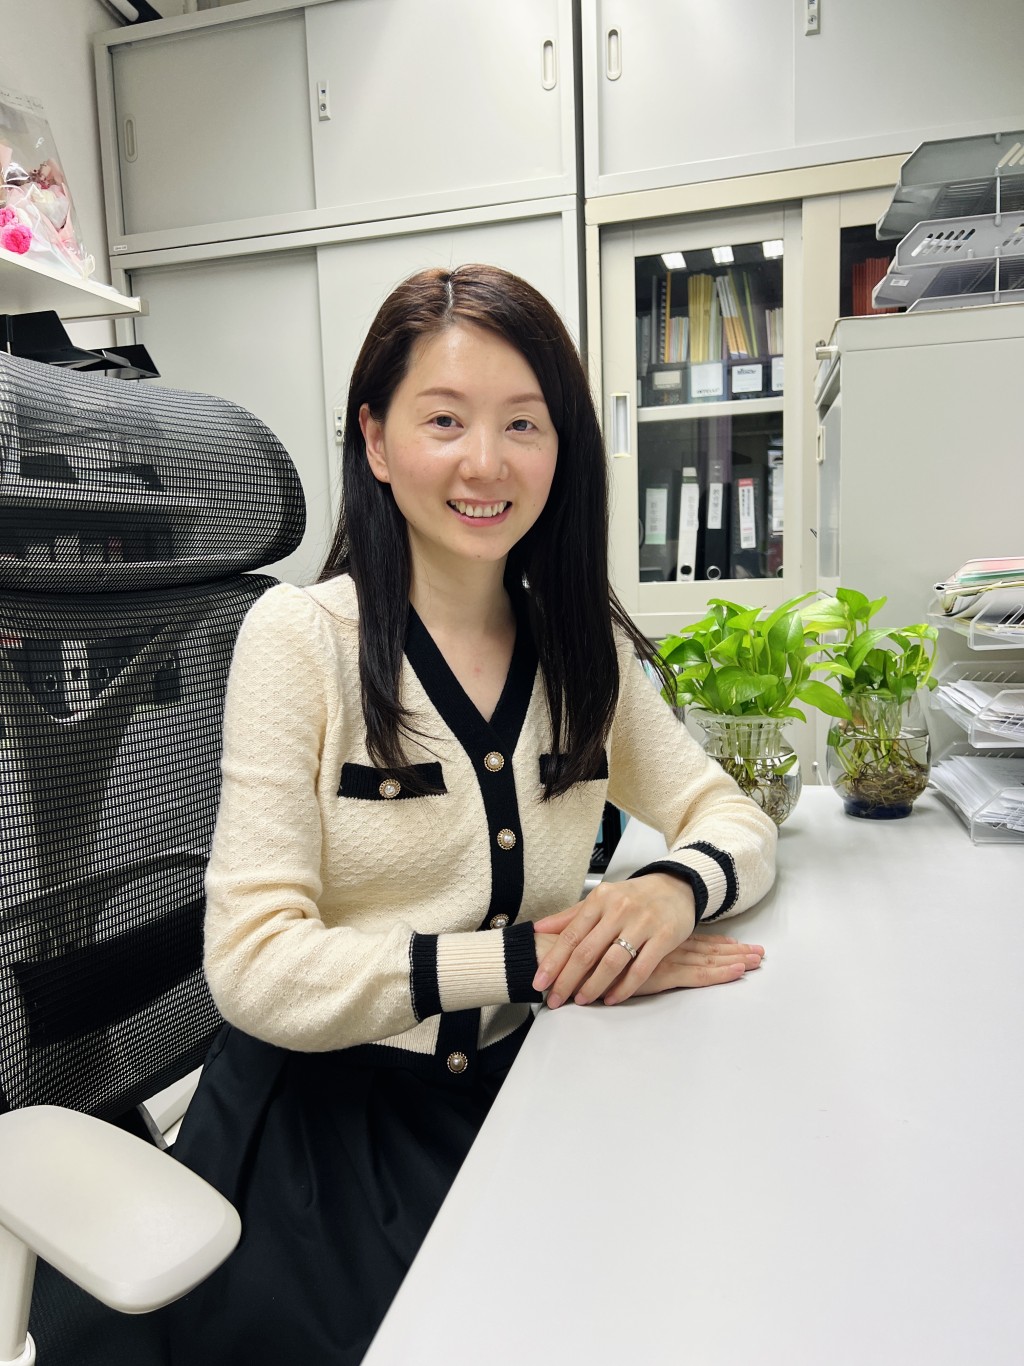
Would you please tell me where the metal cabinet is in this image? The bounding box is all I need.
[814,303,1024,632]
[98,0,577,255]
[599,204,800,639]
[582,0,1024,199]
[106,9,316,246]
[305,0,577,226]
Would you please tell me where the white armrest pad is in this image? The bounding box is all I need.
[0,1107,240,1313]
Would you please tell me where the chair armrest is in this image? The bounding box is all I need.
[0,1106,240,1314]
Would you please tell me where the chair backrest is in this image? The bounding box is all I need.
[0,352,305,1122]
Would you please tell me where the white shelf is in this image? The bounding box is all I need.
[0,249,141,321]
[638,396,783,423]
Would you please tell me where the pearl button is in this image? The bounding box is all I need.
[484,751,505,772]
[378,778,401,799]
[496,828,517,851]
[489,913,510,929]
[446,1051,468,1075]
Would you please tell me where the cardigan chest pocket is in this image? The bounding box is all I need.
[338,761,447,802]
[539,751,609,787]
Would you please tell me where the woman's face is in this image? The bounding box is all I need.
[359,322,558,582]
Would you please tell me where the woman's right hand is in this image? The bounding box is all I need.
[532,929,762,1005]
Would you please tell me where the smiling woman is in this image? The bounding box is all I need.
[164,264,776,1365]
[359,322,559,579]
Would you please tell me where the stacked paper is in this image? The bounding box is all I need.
[930,754,1024,834]
[934,678,1024,740]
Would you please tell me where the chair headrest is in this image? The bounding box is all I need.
[0,352,306,592]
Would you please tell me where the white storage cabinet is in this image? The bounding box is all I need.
[98,0,577,255]
[582,0,1024,198]
[814,304,1024,633]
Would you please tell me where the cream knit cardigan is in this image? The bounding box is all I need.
[203,575,776,1073]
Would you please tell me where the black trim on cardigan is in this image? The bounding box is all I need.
[338,761,447,800]
[689,840,739,917]
[435,1008,483,1084]
[409,932,442,1022]
[341,1011,533,1086]
[539,751,608,786]
[628,859,710,924]
[503,920,544,1004]
[405,602,537,935]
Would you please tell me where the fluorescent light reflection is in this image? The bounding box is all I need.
[661,252,686,270]
[711,245,734,265]
[762,239,785,258]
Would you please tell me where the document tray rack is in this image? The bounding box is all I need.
[876,130,1024,240]
[872,212,1024,310]
[930,744,1024,844]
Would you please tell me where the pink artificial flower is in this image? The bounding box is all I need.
[0,206,16,226]
[1,224,32,254]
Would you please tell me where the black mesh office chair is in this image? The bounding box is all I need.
[0,352,305,1364]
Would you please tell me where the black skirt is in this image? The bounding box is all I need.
[164,1017,528,1366]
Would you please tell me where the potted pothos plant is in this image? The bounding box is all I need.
[802,588,938,819]
[657,594,850,826]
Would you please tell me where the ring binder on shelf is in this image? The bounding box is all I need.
[677,467,700,582]
[730,474,764,578]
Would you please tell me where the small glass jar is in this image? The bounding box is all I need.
[826,692,931,819]
[692,713,802,827]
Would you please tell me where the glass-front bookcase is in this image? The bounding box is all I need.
[839,223,899,318]
[600,206,800,635]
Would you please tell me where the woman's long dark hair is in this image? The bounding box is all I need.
[320,263,671,798]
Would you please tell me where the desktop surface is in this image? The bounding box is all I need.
[364,788,1024,1365]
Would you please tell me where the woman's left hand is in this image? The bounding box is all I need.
[531,873,702,1009]
[533,875,765,1008]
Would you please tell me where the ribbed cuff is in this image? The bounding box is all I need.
[412,923,543,1017]
[630,843,738,922]
[502,921,543,1004]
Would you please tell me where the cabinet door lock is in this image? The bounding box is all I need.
[316,80,331,122]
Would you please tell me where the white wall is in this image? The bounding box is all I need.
[0,0,122,346]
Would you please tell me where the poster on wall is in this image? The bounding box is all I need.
[0,83,94,281]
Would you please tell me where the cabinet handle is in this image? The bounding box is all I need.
[605,27,622,81]
[609,392,631,459]
[122,117,138,163]
[541,39,557,90]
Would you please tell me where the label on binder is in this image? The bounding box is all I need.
[771,356,784,392]
[707,482,724,531]
[738,478,757,550]
[652,368,684,390]
[680,485,700,531]
[768,448,784,534]
[732,363,763,394]
[690,362,724,399]
[645,486,668,546]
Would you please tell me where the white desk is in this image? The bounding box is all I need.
[364,789,1024,1365]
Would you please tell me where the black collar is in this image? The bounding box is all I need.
[404,594,538,758]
